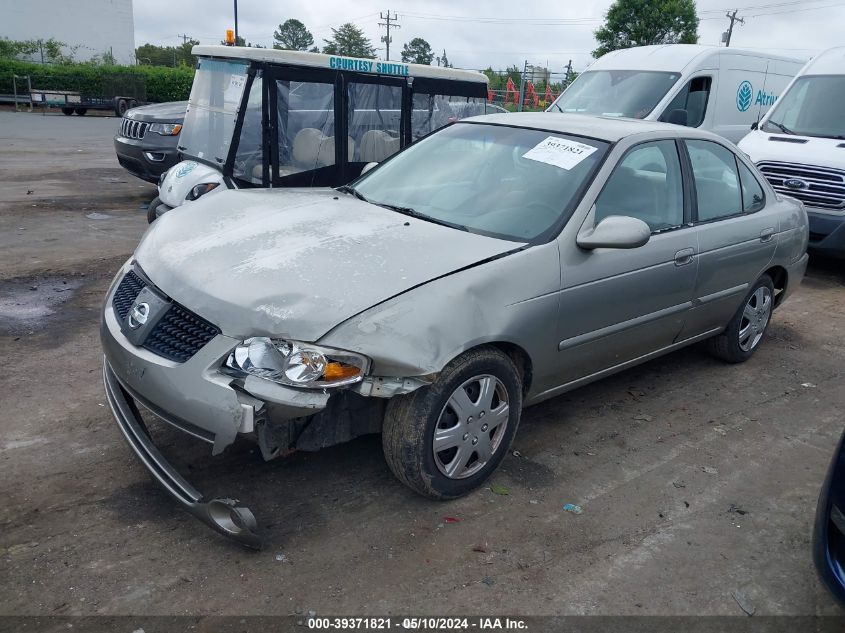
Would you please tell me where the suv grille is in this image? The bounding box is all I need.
[111,270,220,363]
[120,118,149,139]
[757,161,845,210]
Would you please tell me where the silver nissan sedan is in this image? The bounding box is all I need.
[101,113,809,547]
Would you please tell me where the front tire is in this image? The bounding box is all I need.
[707,274,775,363]
[382,346,522,499]
[146,196,164,224]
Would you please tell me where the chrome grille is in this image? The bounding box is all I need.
[119,118,149,139]
[757,161,845,210]
[111,269,220,363]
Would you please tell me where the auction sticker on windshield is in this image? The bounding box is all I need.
[522,136,598,170]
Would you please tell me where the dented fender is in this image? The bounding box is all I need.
[318,242,564,400]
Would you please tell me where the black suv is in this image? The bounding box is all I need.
[114,101,187,183]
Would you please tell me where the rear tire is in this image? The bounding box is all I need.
[382,346,522,499]
[707,275,775,363]
[61,108,74,116]
[147,196,163,224]
[74,108,87,116]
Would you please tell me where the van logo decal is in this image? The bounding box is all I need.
[784,178,808,190]
[736,81,753,112]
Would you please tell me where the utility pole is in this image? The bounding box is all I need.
[177,33,191,45]
[564,59,574,86]
[378,10,400,60]
[723,10,744,47]
[518,59,528,112]
[234,0,239,45]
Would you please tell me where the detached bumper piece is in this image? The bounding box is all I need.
[103,363,263,549]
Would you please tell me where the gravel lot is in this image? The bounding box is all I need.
[1,110,844,618]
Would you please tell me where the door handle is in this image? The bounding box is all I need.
[674,247,695,266]
[760,227,775,243]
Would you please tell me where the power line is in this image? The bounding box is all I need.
[378,10,400,61]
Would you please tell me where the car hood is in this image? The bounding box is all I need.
[135,188,523,341]
[125,101,188,123]
[738,129,845,170]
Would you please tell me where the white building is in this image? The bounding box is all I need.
[2,0,135,65]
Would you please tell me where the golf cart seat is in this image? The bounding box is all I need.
[360,130,400,163]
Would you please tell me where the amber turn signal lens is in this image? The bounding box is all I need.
[322,362,361,381]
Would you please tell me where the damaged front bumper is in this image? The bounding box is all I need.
[103,360,263,548]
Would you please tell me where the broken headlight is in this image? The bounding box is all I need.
[224,337,369,388]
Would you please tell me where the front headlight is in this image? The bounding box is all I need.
[186,182,219,201]
[149,122,182,136]
[224,337,369,388]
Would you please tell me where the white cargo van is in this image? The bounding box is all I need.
[548,45,803,143]
[738,47,845,258]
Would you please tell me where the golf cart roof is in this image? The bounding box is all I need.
[192,45,488,84]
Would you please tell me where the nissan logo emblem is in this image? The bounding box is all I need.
[127,302,150,329]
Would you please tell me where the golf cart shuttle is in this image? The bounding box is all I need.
[154,45,489,217]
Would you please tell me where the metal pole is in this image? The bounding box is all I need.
[12,75,17,113]
[234,0,239,45]
[517,60,527,112]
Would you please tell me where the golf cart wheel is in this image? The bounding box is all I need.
[382,346,522,499]
[74,108,87,116]
[707,274,775,363]
[147,196,164,224]
[62,108,74,116]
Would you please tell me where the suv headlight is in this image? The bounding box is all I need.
[224,337,370,388]
[149,122,182,136]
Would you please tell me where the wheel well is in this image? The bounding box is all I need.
[764,265,788,307]
[488,342,533,396]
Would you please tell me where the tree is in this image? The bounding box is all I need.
[593,0,699,58]
[400,37,434,65]
[322,23,376,58]
[273,19,314,51]
[137,40,199,67]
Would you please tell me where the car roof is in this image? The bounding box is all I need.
[192,45,488,84]
[460,112,722,143]
[586,44,802,73]
[803,46,845,75]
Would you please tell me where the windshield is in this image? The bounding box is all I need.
[549,70,680,119]
[762,75,845,139]
[179,58,249,164]
[352,123,608,242]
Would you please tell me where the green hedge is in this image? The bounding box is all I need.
[0,60,195,103]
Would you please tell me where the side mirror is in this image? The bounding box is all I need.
[750,120,759,130]
[666,108,688,126]
[577,215,651,250]
[361,161,378,175]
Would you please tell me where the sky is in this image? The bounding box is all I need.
[133,0,845,76]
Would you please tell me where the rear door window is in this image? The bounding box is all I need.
[738,161,766,213]
[686,140,742,221]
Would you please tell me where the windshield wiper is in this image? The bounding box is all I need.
[336,184,370,203]
[767,120,794,135]
[375,202,469,232]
